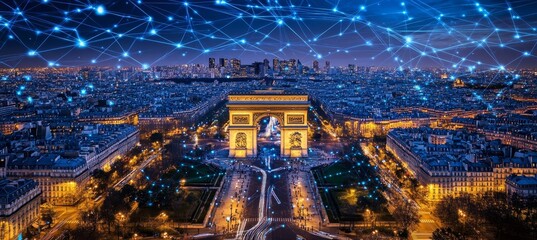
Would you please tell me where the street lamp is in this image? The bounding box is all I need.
[458,209,466,219]
[159,212,169,224]
[226,216,231,232]
[116,212,126,240]
[301,204,306,228]
[230,198,234,224]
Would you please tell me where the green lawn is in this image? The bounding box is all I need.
[133,188,216,223]
[320,189,339,223]
[133,161,223,224]
[191,189,217,224]
[161,162,224,186]
[312,160,372,187]
[313,160,392,223]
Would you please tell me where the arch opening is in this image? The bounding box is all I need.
[257,116,281,157]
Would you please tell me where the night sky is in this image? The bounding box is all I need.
[1,0,536,69]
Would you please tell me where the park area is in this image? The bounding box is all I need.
[132,160,224,224]
[160,161,224,187]
[312,160,393,223]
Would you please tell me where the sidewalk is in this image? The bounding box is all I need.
[211,163,251,235]
[288,161,322,232]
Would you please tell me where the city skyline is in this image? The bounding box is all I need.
[1,0,536,69]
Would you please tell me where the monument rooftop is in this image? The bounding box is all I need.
[228,88,308,96]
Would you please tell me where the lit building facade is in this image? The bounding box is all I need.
[492,155,537,192]
[0,122,23,136]
[479,128,537,151]
[341,116,433,138]
[2,124,139,205]
[6,154,88,205]
[0,179,41,240]
[78,111,139,125]
[78,124,140,172]
[506,174,537,198]
[386,128,537,201]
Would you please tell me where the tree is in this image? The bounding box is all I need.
[149,132,164,143]
[91,169,111,195]
[99,189,131,233]
[392,199,420,234]
[525,196,537,239]
[64,225,100,240]
[432,228,464,240]
[407,178,428,203]
[99,199,116,233]
[41,203,56,227]
[79,209,98,232]
[363,209,376,227]
[433,195,459,227]
[120,184,137,202]
[434,192,537,239]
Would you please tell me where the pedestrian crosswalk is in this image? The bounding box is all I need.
[420,219,435,223]
[65,220,79,224]
[243,217,293,222]
[270,217,293,222]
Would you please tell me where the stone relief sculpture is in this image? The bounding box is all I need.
[290,132,302,149]
[232,115,249,124]
[236,132,247,149]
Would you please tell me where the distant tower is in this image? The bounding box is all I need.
[263,59,270,69]
[219,58,225,68]
[297,59,303,74]
[231,58,241,71]
[280,60,288,72]
[348,64,356,74]
[209,58,216,69]
[289,59,296,68]
[325,61,330,72]
[273,58,280,73]
[253,62,265,77]
[263,59,270,74]
[313,60,319,72]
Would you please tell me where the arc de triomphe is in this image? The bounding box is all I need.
[227,89,309,158]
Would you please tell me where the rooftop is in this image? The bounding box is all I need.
[507,175,537,187]
[229,88,308,95]
[0,178,39,206]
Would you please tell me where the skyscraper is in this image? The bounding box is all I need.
[348,64,356,74]
[219,58,229,68]
[297,59,303,74]
[252,62,265,77]
[273,58,280,73]
[231,58,241,71]
[209,58,216,69]
[313,60,319,72]
[263,59,270,74]
[325,61,330,72]
[289,59,296,71]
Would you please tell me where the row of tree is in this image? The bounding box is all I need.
[433,192,537,239]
